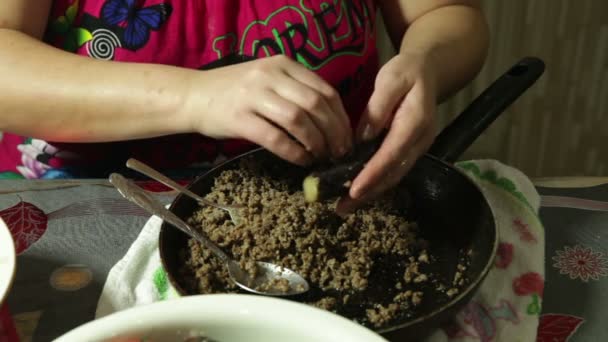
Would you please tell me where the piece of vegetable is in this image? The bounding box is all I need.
[303,133,385,202]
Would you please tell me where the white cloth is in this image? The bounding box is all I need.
[96,160,545,342]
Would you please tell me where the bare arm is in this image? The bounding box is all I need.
[340,0,489,210]
[378,0,489,100]
[0,0,352,165]
[0,0,194,142]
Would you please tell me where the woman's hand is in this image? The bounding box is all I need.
[337,50,438,213]
[187,55,353,166]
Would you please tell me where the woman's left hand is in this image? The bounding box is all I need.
[337,50,439,213]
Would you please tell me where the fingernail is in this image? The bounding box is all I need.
[362,124,374,141]
[351,185,365,199]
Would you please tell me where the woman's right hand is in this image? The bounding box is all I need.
[185,55,353,166]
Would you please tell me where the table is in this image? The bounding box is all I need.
[1,178,607,341]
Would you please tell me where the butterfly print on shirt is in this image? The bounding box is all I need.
[80,0,172,59]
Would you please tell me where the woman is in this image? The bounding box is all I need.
[0,0,488,208]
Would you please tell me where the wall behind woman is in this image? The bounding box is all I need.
[379,0,608,177]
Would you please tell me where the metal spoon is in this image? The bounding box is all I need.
[125,158,245,225]
[109,173,309,297]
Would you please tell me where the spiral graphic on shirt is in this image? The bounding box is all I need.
[86,29,121,60]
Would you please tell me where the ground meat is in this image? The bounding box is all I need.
[179,157,471,329]
[256,277,291,293]
[411,291,424,306]
[313,297,338,311]
[446,288,460,298]
[366,303,401,327]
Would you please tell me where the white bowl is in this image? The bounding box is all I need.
[0,217,16,305]
[56,294,388,342]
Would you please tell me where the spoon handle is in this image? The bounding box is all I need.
[125,158,231,211]
[109,173,230,263]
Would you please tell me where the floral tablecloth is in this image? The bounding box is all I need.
[0,178,607,342]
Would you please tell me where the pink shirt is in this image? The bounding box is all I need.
[0,0,379,179]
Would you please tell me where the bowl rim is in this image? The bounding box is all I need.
[55,294,388,342]
[0,216,16,306]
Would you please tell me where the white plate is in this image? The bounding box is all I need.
[56,294,388,342]
[0,217,16,305]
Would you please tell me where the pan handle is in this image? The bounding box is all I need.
[428,56,545,163]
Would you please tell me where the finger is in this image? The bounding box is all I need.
[325,93,353,152]
[357,66,414,142]
[361,129,435,200]
[334,191,384,216]
[350,119,420,199]
[274,72,348,158]
[237,111,313,166]
[335,195,363,216]
[335,131,434,216]
[254,89,327,159]
[283,65,353,154]
[324,93,352,154]
[350,86,432,199]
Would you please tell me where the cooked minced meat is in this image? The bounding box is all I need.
[256,277,291,293]
[366,303,401,328]
[179,157,470,328]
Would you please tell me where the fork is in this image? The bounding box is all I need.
[125,158,245,225]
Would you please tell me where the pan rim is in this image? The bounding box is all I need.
[158,148,499,334]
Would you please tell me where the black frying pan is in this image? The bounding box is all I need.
[158,57,545,341]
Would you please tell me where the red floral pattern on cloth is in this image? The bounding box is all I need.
[512,218,538,243]
[513,272,545,297]
[0,200,48,254]
[495,242,514,269]
[536,314,584,342]
[552,245,608,282]
[443,300,519,341]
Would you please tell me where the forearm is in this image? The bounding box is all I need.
[384,4,489,100]
[0,29,195,142]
